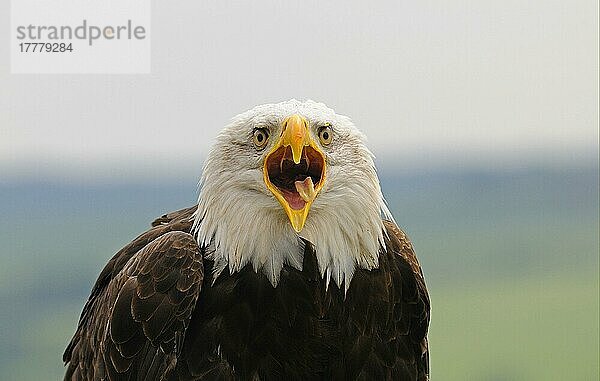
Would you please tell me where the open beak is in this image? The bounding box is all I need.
[263,114,326,232]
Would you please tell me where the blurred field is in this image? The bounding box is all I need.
[0,166,598,380]
[430,272,598,380]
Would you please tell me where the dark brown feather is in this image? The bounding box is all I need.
[63,207,203,381]
[64,206,430,381]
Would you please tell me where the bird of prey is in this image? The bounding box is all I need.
[63,100,430,381]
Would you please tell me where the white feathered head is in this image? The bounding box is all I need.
[194,100,393,290]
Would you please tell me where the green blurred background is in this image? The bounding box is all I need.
[0,166,597,380]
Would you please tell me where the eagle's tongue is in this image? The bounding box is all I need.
[295,177,316,203]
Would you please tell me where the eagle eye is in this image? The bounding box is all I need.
[253,128,269,149]
[318,125,333,145]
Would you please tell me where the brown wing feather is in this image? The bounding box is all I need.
[64,206,429,381]
[383,220,430,380]
[63,208,202,381]
[151,206,197,227]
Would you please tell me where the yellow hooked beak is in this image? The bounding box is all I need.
[263,114,327,232]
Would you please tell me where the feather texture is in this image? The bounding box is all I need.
[194,100,393,290]
[63,208,203,381]
[64,206,429,381]
[64,100,429,381]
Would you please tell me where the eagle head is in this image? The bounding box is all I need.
[193,100,392,289]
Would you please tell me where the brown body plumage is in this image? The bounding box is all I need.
[64,100,431,380]
[63,206,430,381]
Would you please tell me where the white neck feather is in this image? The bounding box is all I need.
[192,101,393,291]
[192,160,392,291]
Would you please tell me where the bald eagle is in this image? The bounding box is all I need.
[63,100,430,381]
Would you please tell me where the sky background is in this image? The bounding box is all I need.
[1,0,598,182]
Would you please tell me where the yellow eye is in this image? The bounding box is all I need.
[253,128,269,149]
[318,125,333,145]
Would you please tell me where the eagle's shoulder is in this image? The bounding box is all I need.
[383,220,430,380]
[63,206,202,381]
[151,205,197,227]
[383,220,428,294]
